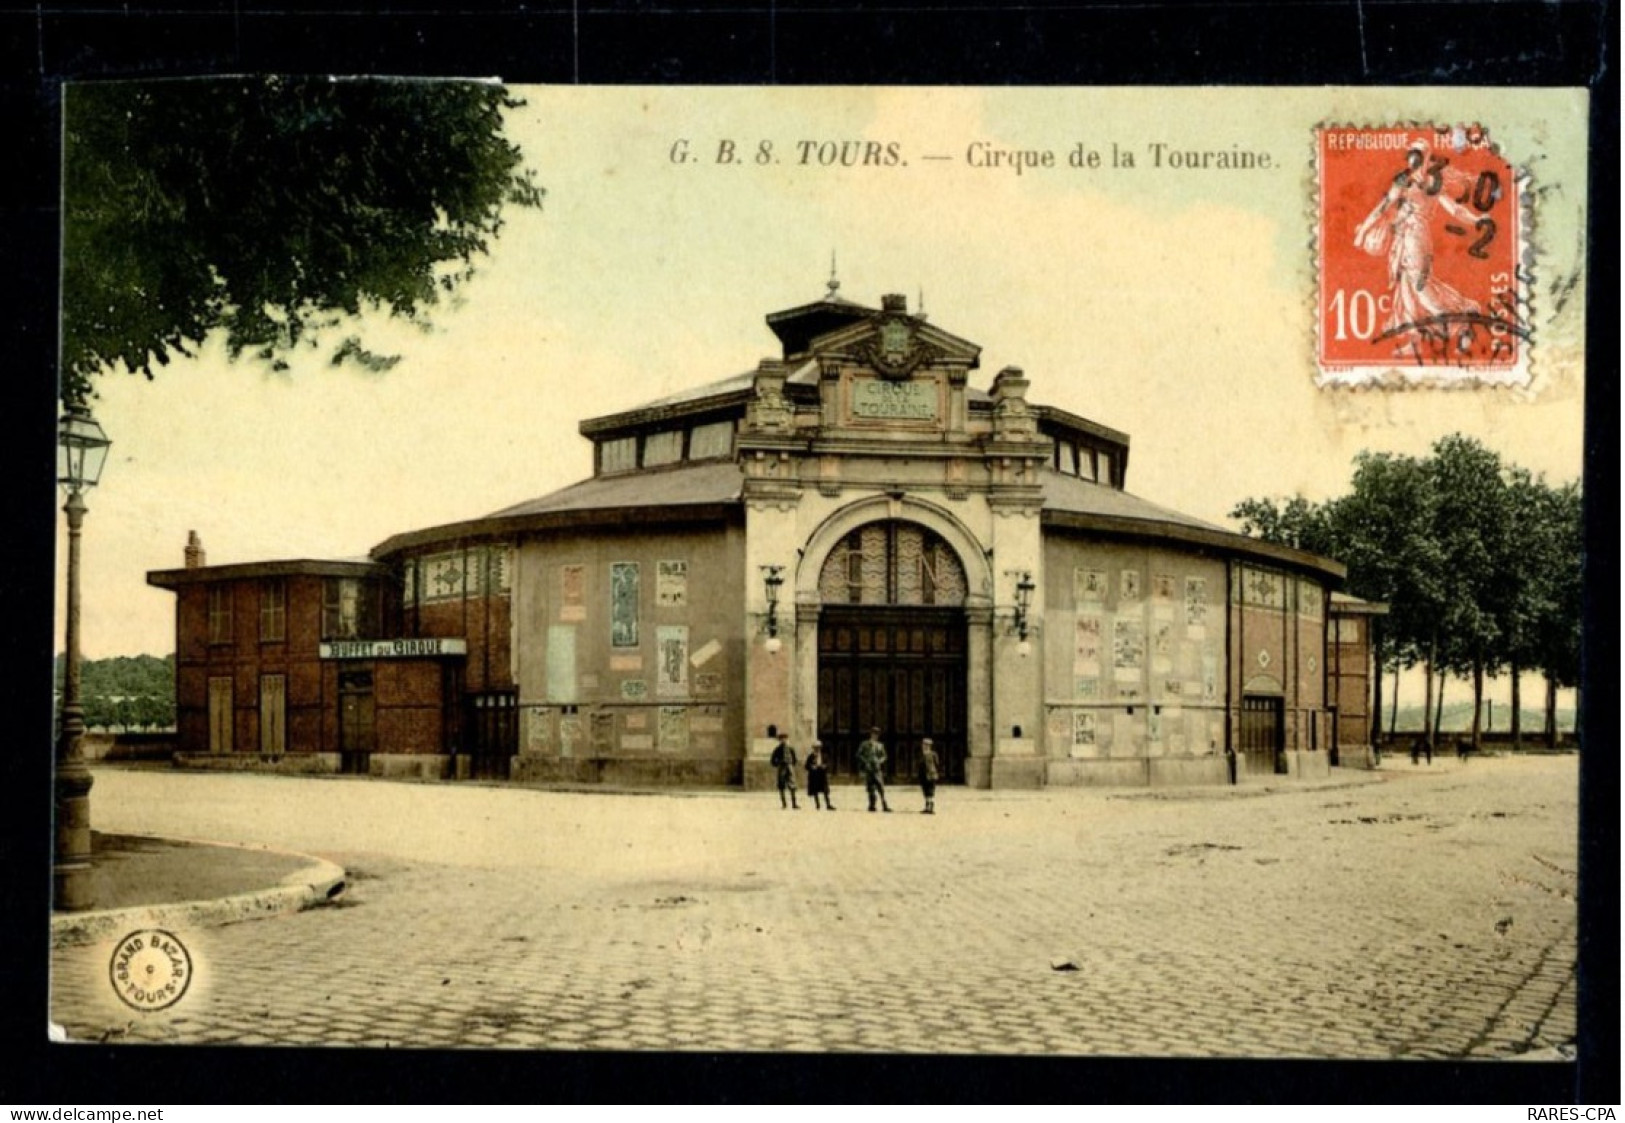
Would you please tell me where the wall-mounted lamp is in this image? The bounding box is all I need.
[761,564,785,654]
[1008,569,1036,657]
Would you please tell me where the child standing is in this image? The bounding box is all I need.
[805,740,835,810]
[918,737,940,815]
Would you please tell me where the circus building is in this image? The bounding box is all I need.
[150,287,1384,788]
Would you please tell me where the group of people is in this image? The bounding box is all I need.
[768,727,940,814]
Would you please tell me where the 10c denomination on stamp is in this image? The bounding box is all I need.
[1316,124,1530,387]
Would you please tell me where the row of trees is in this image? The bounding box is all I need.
[1232,434,1582,751]
[53,654,176,732]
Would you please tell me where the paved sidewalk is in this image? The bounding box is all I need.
[49,756,1578,1057]
[79,832,313,911]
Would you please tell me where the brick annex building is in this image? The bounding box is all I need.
[150,288,1384,788]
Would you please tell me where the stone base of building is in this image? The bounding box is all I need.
[371,753,452,780]
[173,752,341,774]
[741,759,779,792]
[512,754,742,788]
[989,757,1047,789]
[1046,756,1229,787]
[1283,750,1331,780]
[1333,744,1380,770]
[964,756,991,789]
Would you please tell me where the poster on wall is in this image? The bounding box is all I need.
[657,560,688,607]
[1074,568,1107,604]
[1119,569,1142,601]
[1151,621,1174,673]
[560,563,586,621]
[1113,619,1145,681]
[1072,711,1097,748]
[656,626,689,696]
[1073,614,1101,679]
[1185,577,1208,630]
[658,706,689,751]
[610,562,639,647]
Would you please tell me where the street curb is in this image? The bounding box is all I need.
[50,835,346,948]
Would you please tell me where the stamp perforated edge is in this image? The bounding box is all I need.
[1311,121,1537,392]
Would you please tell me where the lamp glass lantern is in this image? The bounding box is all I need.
[761,565,785,654]
[1011,570,1037,657]
[58,404,112,492]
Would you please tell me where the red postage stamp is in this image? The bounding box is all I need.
[1316,124,1530,387]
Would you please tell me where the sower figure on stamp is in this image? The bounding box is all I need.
[1352,139,1483,358]
[917,737,940,815]
[856,726,891,813]
[770,731,799,810]
[805,740,835,810]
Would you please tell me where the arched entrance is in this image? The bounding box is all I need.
[814,520,969,784]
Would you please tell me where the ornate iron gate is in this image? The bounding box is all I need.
[1239,694,1285,775]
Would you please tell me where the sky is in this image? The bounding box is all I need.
[53,86,1590,711]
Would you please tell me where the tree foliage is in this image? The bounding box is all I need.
[1231,435,1582,744]
[54,653,176,730]
[63,76,544,400]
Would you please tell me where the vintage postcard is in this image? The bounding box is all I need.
[48,85,1588,1070]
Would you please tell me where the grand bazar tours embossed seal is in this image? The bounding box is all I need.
[109,929,193,1012]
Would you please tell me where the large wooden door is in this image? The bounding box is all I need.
[208,677,233,754]
[338,669,374,775]
[1239,694,1285,775]
[259,674,286,755]
[465,690,516,779]
[817,608,967,784]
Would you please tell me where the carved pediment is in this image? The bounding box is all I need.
[810,307,982,381]
[857,314,942,380]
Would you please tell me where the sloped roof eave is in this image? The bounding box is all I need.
[372,461,746,559]
[1041,508,1346,581]
[147,557,386,589]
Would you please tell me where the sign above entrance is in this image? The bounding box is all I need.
[319,638,468,660]
[851,379,937,421]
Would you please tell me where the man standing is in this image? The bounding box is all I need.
[856,726,892,813]
[770,731,799,809]
[918,737,940,815]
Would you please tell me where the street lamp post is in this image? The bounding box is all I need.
[55,400,110,912]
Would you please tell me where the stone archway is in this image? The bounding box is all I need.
[794,495,993,608]
[802,504,986,786]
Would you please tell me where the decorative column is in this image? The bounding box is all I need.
[984,367,1048,788]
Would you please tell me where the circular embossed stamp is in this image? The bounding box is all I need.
[108,929,193,1012]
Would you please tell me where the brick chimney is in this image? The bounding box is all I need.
[185,531,205,569]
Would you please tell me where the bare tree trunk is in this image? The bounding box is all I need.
[1423,634,1436,751]
[1389,664,1400,737]
[1433,672,1446,744]
[1544,674,1558,749]
[1573,683,1581,748]
[1510,661,1522,751]
[1471,659,1484,751]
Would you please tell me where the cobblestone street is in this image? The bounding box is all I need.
[50,756,1578,1058]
